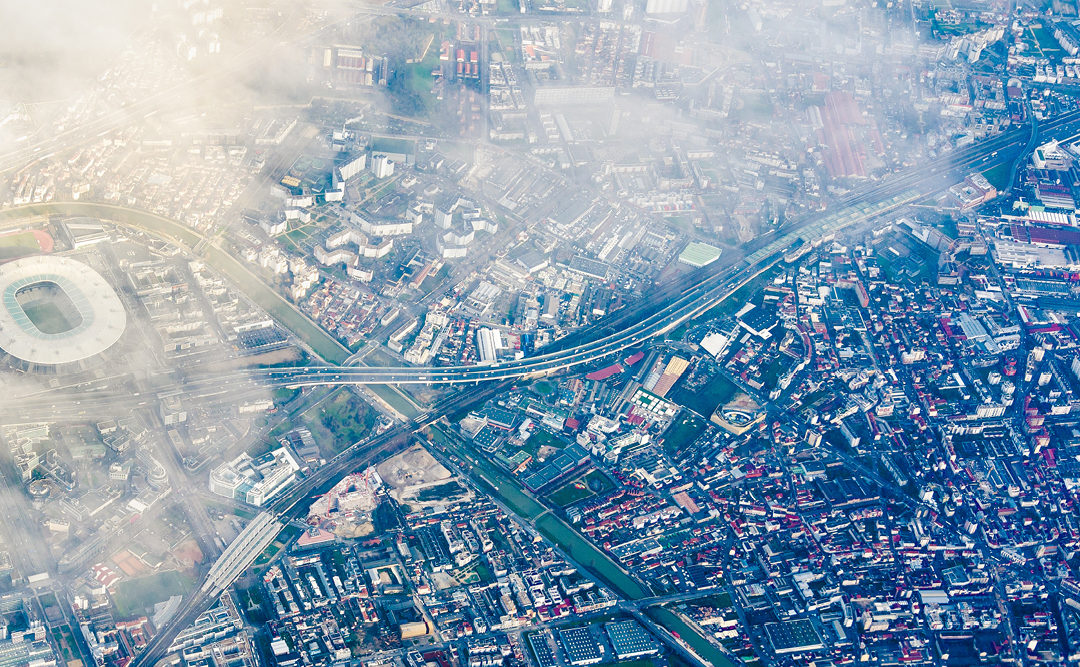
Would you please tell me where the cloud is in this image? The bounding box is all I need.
[0,0,151,102]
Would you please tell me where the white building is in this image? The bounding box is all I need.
[337,153,368,183]
[209,447,301,506]
[259,217,287,236]
[371,153,395,179]
[476,327,503,364]
[646,0,688,13]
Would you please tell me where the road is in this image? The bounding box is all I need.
[13,109,1080,423]
[14,101,1080,665]
[128,381,507,667]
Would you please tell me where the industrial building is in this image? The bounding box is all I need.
[605,620,659,660]
[677,241,722,268]
[559,627,603,665]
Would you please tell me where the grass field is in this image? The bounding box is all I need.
[661,412,709,457]
[363,345,402,368]
[111,570,194,618]
[254,525,302,567]
[369,384,420,419]
[311,389,376,455]
[0,231,40,259]
[495,28,518,57]
[454,560,494,585]
[669,373,738,418]
[51,626,78,662]
[697,271,774,323]
[548,469,614,506]
[370,137,416,155]
[365,176,399,203]
[1030,25,1066,58]
[527,429,565,453]
[547,474,593,506]
[982,161,1013,190]
[19,301,76,334]
[760,357,787,391]
[391,36,441,115]
[416,481,465,501]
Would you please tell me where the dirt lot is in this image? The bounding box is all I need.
[376,443,470,506]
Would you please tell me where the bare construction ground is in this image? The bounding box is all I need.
[377,443,469,506]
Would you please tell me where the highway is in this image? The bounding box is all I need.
[1,252,783,427]
[1,5,1072,667]
[13,108,1080,423]
[24,104,1080,666]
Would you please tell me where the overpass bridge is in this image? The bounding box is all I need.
[43,109,1080,667]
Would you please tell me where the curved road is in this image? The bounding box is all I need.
[9,108,1080,665]
[9,111,1080,418]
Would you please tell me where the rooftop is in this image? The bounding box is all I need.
[0,255,127,365]
[678,241,722,268]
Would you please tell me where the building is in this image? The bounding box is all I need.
[533,85,615,106]
[0,255,128,366]
[371,154,395,179]
[1032,140,1074,170]
[949,173,997,209]
[645,0,688,14]
[736,303,780,339]
[209,447,301,506]
[678,241,722,268]
[605,621,658,660]
[258,216,287,236]
[168,593,246,656]
[0,636,55,667]
[477,327,503,364]
[763,619,824,655]
[700,331,732,358]
[400,621,429,639]
[559,627,603,665]
[649,356,689,397]
[318,46,388,88]
[991,238,1073,269]
[336,153,367,184]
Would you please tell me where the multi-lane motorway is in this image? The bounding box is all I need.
[13,108,1080,425]
[117,110,1080,664]
[2,91,1078,667]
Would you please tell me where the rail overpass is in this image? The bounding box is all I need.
[33,110,1080,665]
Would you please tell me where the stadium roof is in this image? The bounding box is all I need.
[0,255,127,365]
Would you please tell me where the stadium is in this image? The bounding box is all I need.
[0,255,127,366]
